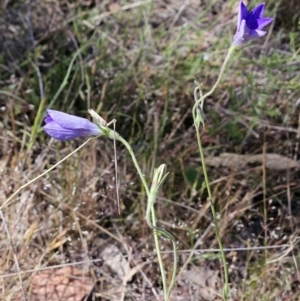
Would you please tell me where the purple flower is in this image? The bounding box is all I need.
[43,109,102,141]
[233,1,273,46]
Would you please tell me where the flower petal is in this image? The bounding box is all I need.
[246,4,266,29]
[43,122,85,140]
[47,109,99,133]
[237,1,248,30]
[250,3,265,20]
[257,18,273,29]
[233,19,247,46]
[45,114,53,123]
[43,109,102,140]
[253,29,267,38]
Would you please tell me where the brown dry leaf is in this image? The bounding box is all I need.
[205,153,300,170]
[100,243,131,281]
[178,266,222,301]
[19,266,93,301]
[91,239,146,299]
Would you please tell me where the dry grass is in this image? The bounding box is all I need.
[1,0,300,300]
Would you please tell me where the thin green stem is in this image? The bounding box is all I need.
[146,165,178,301]
[195,129,229,299]
[150,207,168,299]
[192,46,234,122]
[192,45,234,300]
[167,239,177,298]
[117,136,149,195]
[117,136,169,300]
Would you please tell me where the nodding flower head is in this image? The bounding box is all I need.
[233,1,273,47]
[43,109,102,141]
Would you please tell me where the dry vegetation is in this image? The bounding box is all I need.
[1,0,300,300]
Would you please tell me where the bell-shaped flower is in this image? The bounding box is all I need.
[233,1,273,46]
[43,109,102,141]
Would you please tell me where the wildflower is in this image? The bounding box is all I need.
[233,1,273,46]
[43,109,102,140]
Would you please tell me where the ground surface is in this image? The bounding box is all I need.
[1,0,300,300]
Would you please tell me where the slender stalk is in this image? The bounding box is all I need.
[166,238,177,299]
[116,136,169,300]
[117,136,150,195]
[192,46,234,121]
[195,128,229,299]
[146,165,178,300]
[192,46,235,300]
[150,207,168,299]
